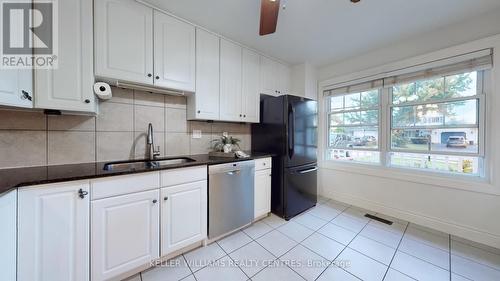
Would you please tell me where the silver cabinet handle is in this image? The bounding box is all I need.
[227,170,241,176]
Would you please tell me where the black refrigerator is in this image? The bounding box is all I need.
[252,94,318,220]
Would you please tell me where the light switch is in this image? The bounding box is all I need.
[192,129,202,139]
[222,132,229,137]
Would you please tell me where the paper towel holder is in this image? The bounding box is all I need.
[93,82,112,100]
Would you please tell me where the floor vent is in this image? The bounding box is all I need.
[365,214,393,225]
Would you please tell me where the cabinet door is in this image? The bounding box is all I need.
[161,180,207,256]
[0,69,33,108]
[260,56,277,96]
[277,63,291,95]
[95,0,153,85]
[189,28,220,120]
[18,182,90,281]
[35,0,95,112]
[241,48,261,123]
[154,11,195,92]
[91,190,159,281]
[219,39,242,122]
[254,169,271,219]
[0,190,16,281]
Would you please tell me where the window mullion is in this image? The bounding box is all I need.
[381,87,390,167]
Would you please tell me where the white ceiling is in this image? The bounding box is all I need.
[143,0,500,66]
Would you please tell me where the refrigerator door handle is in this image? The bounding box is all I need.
[298,167,318,174]
[288,104,295,158]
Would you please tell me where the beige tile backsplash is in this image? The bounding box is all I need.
[0,87,251,169]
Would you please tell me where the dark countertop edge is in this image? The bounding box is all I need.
[0,153,274,196]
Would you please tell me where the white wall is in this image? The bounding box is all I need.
[319,7,500,80]
[317,35,500,248]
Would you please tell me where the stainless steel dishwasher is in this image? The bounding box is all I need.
[208,160,255,239]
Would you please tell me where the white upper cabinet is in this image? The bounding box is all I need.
[35,0,95,113]
[154,11,195,92]
[187,28,220,120]
[241,48,261,123]
[161,180,207,256]
[18,182,90,281]
[277,62,291,95]
[0,70,33,108]
[91,189,159,281]
[219,39,242,122]
[260,56,291,96]
[260,56,277,96]
[95,0,154,85]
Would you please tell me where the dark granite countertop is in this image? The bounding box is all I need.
[0,152,273,195]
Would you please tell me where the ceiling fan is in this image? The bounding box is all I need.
[259,0,281,36]
[259,0,361,36]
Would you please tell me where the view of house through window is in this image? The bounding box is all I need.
[389,71,481,175]
[327,89,381,163]
[326,70,485,177]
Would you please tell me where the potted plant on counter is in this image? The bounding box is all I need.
[210,135,241,157]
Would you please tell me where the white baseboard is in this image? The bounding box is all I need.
[321,189,500,249]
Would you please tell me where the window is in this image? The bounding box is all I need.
[324,63,489,178]
[389,71,483,176]
[326,89,381,164]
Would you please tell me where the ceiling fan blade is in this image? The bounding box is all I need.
[259,0,280,36]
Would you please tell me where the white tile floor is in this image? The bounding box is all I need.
[133,197,500,281]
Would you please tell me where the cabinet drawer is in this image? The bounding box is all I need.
[255,157,272,171]
[91,172,160,200]
[160,166,207,187]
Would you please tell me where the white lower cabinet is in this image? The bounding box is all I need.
[91,189,160,281]
[254,169,272,219]
[161,180,207,256]
[13,167,208,281]
[0,190,17,281]
[17,182,90,281]
[254,158,272,219]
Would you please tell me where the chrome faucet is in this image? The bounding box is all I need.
[147,123,160,160]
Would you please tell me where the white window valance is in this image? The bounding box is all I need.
[324,79,383,97]
[383,50,493,87]
[323,48,493,96]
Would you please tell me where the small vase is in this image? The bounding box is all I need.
[223,144,232,153]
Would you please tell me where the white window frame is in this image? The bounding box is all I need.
[325,70,488,178]
[387,71,485,157]
[325,89,382,164]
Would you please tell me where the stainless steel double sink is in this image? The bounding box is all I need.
[103,157,195,171]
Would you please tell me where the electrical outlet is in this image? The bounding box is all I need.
[192,129,202,139]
